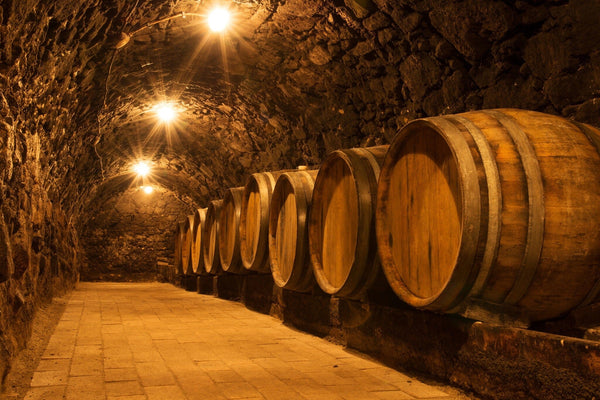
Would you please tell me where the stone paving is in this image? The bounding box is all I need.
[23,282,471,400]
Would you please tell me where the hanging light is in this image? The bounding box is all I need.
[155,103,177,123]
[133,161,151,177]
[208,8,230,32]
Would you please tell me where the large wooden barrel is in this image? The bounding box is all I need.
[181,215,195,275]
[309,146,389,299]
[174,221,186,275]
[191,208,207,274]
[240,170,292,273]
[376,109,600,324]
[203,199,223,274]
[219,187,246,274]
[269,169,319,292]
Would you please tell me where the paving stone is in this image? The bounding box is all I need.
[29,370,68,387]
[23,283,469,400]
[106,381,145,397]
[135,362,176,386]
[144,385,187,400]
[23,386,67,400]
[105,367,139,382]
[107,396,147,400]
[35,358,71,372]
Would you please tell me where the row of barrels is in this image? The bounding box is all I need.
[174,109,600,324]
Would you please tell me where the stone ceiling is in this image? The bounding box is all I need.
[2,0,599,228]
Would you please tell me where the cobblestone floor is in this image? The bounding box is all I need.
[23,282,472,400]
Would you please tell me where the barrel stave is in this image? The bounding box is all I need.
[203,200,223,275]
[219,187,246,274]
[269,170,318,292]
[377,109,600,323]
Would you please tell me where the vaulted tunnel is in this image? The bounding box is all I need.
[1,0,600,398]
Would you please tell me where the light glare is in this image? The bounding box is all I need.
[143,186,154,194]
[155,103,176,122]
[208,8,230,32]
[133,162,150,177]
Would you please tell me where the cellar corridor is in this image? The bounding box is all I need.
[21,282,467,400]
[2,0,600,399]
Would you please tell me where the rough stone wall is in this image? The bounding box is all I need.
[234,0,600,162]
[1,0,600,394]
[0,0,105,382]
[80,187,195,281]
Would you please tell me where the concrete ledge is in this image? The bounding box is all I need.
[196,275,214,295]
[340,301,600,400]
[182,275,197,292]
[242,273,274,314]
[214,274,244,300]
[180,273,600,399]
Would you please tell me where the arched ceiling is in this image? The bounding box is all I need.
[52,0,353,221]
[4,0,598,229]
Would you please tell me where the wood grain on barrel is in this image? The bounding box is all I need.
[203,199,223,274]
[181,215,195,275]
[191,208,207,274]
[376,109,600,324]
[174,221,186,275]
[392,129,461,298]
[276,181,297,284]
[309,146,388,298]
[242,181,262,264]
[269,170,318,291]
[240,171,284,272]
[219,187,245,274]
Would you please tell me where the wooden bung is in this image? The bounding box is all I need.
[240,170,292,273]
[191,207,207,274]
[218,187,246,274]
[174,221,186,275]
[376,109,600,325]
[269,169,319,292]
[309,146,389,299]
[202,199,223,274]
[181,214,195,275]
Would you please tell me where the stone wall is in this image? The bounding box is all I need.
[80,187,195,281]
[1,0,600,395]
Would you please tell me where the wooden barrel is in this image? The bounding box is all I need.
[174,221,186,275]
[219,187,246,274]
[240,170,292,273]
[376,109,600,324]
[181,215,195,275]
[191,208,208,274]
[269,169,319,292]
[203,199,223,274]
[309,146,389,299]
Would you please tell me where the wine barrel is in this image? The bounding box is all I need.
[240,170,293,273]
[174,221,186,275]
[376,109,600,324]
[309,146,389,299]
[203,200,223,274]
[191,208,208,274]
[269,169,319,292]
[181,215,195,275]
[219,187,246,274]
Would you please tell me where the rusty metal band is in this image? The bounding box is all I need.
[427,117,481,310]
[451,115,502,299]
[357,147,382,181]
[484,110,544,306]
[344,148,381,298]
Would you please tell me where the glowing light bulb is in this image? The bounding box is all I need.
[155,103,176,122]
[133,162,150,177]
[143,186,154,194]
[208,8,230,32]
